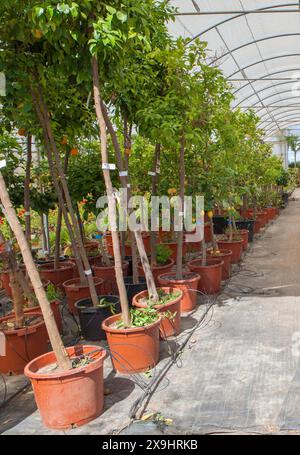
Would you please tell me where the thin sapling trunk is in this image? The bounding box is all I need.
[24,134,32,245]
[150,143,161,267]
[176,136,185,280]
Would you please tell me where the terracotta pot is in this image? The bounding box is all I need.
[207,249,232,280]
[63,277,105,315]
[38,261,75,292]
[69,255,102,278]
[157,272,200,312]
[105,232,151,257]
[25,300,63,334]
[0,312,48,375]
[254,219,261,234]
[161,242,187,262]
[102,313,160,374]
[0,269,13,298]
[93,261,129,294]
[232,229,249,251]
[84,241,100,253]
[256,211,267,228]
[187,258,223,294]
[132,287,182,339]
[204,222,212,242]
[24,345,106,429]
[217,239,243,264]
[137,259,175,286]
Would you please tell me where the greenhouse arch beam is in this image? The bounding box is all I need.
[244,90,300,109]
[244,96,300,115]
[259,107,300,123]
[264,116,300,130]
[259,113,300,126]
[211,34,300,66]
[228,54,300,79]
[185,3,300,42]
[265,120,300,135]
[232,68,300,95]
[234,81,297,108]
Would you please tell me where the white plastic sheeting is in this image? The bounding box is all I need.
[169,1,300,137]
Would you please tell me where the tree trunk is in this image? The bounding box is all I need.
[31,85,99,307]
[9,270,24,328]
[54,150,70,269]
[150,143,161,267]
[210,217,218,253]
[24,135,32,245]
[0,171,71,371]
[92,56,130,326]
[176,136,185,280]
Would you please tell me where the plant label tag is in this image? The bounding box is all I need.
[127,183,131,188]
[0,159,6,169]
[84,269,92,276]
[102,163,116,171]
[148,171,156,177]
[0,331,5,357]
[119,171,128,177]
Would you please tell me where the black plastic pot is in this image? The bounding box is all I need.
[125,256,133,277]
[75,295,120,341]
[124,276,147,306]
[213,216,228,235]
[236,219,255,242]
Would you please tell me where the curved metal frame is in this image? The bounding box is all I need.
[248,96,300,115]
[228,54,300,78]
[232,68,300,95]
[211,34,300,65]
[188,3,300,41]
[259,107,300,122]
[259,112,300,126]
[266,120,300,135]
[244,89,300,109]
[234,80,296,107]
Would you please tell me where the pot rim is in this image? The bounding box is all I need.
[102,312,161,334]
[207,248,232,258]
[75,294,120,309]
[157,271,200,285]
[92,260,129,272]
[132,286,183,310]
[0,311,45,336]
[218,239,243,245]
[38,261,75,272]
[24,345,106,380]
[62,276,104,290]
[187,258,224,269]
[138,258,175,270]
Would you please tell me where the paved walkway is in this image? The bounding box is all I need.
[2,190,300,435]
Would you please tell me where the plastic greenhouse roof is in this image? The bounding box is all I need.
[168,1,300,137]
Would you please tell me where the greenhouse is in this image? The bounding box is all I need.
[0,0,300,440]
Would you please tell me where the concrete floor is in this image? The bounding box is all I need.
[2,190,300,435]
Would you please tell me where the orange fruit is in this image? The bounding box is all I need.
[33,29,43,39]
[60,136,68,145]
[207,210,213,219]
[18,128,26,136]
[71,148,78,156]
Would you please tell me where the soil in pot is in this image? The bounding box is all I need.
[102,311,160,374]
[187,258,223,294]
[217,239,243,264]
[207,249,232,280]
[124,276,147,307]
[132,287,182,339]
[63,277,105,315]
[75,295,120,341]
[93,261,129,295]
[24,345,106,429]
[157,272,200,312]
[137,259,174,286]
[38,261,75,292]
[0,312,48,375]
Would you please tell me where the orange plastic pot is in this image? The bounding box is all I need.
[187,258,223,294]
[102,313,160,374]
[254,219,261,234]
[24,345,106,429]
[69,255,102,278]
[0,269,13,297]
[157,272,200,312]
[207,249,232,280]
[0,312,48,375]
[232,229,249,251]
[106,232,151,256]
[25,300,63,334]
[204,222,212,242]
[132,287,182,339]
[38,261,75,292]
[161,242,187,262]
[217,239,243,264]
[63,277,104,314]
[137,259,175,286]
[93,261,129,294]
[256,211,267,228]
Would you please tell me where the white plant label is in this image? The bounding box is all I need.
[0,159,7,169]
[119,171,128,177]
[102,163,116,171]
